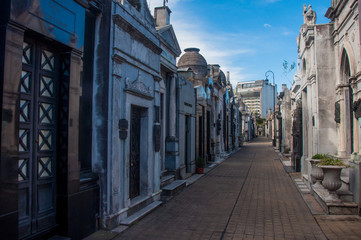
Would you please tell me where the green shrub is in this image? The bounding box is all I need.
[312,154,327,159]
[318,157,346,166]
[196,157,205,168]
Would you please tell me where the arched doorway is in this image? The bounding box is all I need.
[341,49,354,155]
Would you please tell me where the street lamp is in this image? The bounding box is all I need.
[265,70,276,147]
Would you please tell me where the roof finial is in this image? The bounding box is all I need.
[163,0,168,7]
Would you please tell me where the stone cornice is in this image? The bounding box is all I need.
[336,83,350,91]
[113,14,162,55]
[331,0,358,35]
[307,74,316,82]
[111,50,160,76]
[153,76,162,82]
[303,26,314,47]
[112,54,126,64]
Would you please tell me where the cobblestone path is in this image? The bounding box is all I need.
[116,137,327,240]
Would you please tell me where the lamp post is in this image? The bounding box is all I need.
[265,70,276,146]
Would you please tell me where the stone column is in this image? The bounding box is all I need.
[165,73,179,177]
[169,73,176,137]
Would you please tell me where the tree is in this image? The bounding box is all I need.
[282,60,296,84]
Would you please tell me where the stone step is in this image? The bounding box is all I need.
[48,236,71,240]
[120,201,162,226]
[160,174,175,188]
[294,178,311,194]
[161,180,186,197]
[161,180,187,202]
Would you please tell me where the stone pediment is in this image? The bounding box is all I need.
[157,25,181,57]
[124,72,153,100]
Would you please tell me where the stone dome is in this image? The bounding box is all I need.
[239,102,246,112]
[218,70,227,87]
[177,48,207,79]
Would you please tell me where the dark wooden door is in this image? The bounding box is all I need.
[18,39,59,238]
[185,115,190,172]
[130,106,142,199]
[206,111,211,160]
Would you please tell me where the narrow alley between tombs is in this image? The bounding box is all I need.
[108,137,326,240]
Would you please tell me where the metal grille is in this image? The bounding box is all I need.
[130,106,142,199]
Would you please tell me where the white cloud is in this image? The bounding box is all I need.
[282,31,294,36]
[264,23,272,28]
[147,0,260,88]
[171,17,256,87]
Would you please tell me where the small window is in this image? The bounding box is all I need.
[302,58,306,75]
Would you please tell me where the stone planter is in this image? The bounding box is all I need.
[319,165,346,203]
[309,159,323,189]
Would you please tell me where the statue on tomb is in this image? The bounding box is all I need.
[303,4,308,24]
[303,4,317,25]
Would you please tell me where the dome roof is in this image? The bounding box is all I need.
[177,48,207,79]
[218,70,226,86]
[239,102,246,111]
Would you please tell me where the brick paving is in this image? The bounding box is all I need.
[315,215,361,240]
[114,137,327,240]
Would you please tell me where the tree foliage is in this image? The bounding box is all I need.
[283,60,296,74]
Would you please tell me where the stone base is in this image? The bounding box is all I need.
[120,201,162,226]
[105,192,161,230]
[165,137,180,174]
[313,187,358,215]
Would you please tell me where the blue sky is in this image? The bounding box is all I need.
[147,0,331,91]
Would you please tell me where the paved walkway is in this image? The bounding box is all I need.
[115,137,327,240]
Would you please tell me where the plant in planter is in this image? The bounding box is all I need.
[309,154,327,188]
[317,156,349,203]
[196,157,205,174]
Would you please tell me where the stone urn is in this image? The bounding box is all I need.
[319,165,345,203]
[309,159,323,188]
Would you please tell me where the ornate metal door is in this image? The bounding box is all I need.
[130,106,142,199]
[18,39,59,238]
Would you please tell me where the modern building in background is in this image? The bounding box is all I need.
[235,79,276,118]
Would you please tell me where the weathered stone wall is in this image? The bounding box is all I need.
[93,0,162,229]
[315,23,337,155]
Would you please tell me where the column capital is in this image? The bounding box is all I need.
[167,72,176,80]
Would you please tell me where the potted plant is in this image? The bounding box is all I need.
[316,156,349,203]
[309,154,327,188]
[196,157,205,174]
